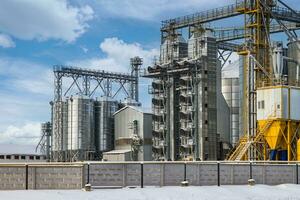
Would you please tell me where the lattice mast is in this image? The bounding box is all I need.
[237,0,274,160]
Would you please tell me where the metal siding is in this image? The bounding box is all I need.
[291,88,300,120]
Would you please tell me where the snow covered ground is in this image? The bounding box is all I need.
[1,185,300,200]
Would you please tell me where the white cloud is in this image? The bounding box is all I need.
[0,122,41,145]
[0,33,15,48]
[94,0,235,21]
[0,0,94,43]
[0,56,52,145]
[71,37,159,73]
[0,57,53,95]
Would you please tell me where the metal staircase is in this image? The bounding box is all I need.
[227,119,273,161]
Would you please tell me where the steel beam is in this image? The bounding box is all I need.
[161,1,300,32]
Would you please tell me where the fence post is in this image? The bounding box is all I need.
[25,164,28,190]
[217,162,220,186]
[87,163,90,184]
[296,163,298,185]
[184,162,187,182]
[250,161,253,180]
[141,162,144,188]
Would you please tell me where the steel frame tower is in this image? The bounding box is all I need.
[130,57,143,102]
[228,0,300,161]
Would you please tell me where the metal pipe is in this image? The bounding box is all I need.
[297,64,300,83]
[49,101,54,162]
[166,79,171,161]
[194,72,200,160]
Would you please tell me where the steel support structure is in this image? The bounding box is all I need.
[155,0,300,161]
[130,57,143,102]
[52,66,137,161]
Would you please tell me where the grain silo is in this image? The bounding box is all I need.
[51,101,68,161]
[288,40,300,86]
[66,96,94,161]
[94,97,118,159]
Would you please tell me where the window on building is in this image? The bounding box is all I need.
[21,156,26,160]
[29,156,34,160]
[0,155,4,159]
[261,100,265,109]
[6,155,11,159]
[14,155,19,159]
[36,156,40,160]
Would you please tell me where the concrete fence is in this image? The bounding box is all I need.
[0,162,299,190]
[0,164,83,190]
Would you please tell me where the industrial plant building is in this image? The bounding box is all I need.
[36,0,300,163]
[144,30,230,161]
[103,106,152,161]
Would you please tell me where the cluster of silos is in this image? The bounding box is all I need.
[52,96,118,161]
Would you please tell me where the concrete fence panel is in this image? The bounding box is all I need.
[143,164,162,186]
[125,163,141,187]
[89,163,124,187]
[0,166,26,190]
[198,163,218,186]
[164,163,185,186]
[186,163,199,185]
[232,164,250,185]
[264,164,295,185]
[34,166,83,189]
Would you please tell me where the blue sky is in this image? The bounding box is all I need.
[0,0,299,147]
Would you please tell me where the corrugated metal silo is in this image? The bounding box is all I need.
[67,96,94,161]
[94,98,118,158]
[52,101,68,160]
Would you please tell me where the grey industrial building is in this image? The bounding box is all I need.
[145,30,230,161]
[103,106,152,161]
